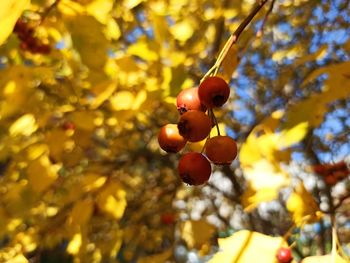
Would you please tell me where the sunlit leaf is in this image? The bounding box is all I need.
[9,114,38,137]
[302,254,348,263]
[86,0,113,24]
[27,155,60,193]
[110,90,147,111]
[220,44,238,83]
[69,198,94,226]
[180,220,215,249]
[128,40,159,61]
[89,80,117,109]
[96,182,127,220]
[294,45,328,66]
[0,0,30,45]
[209,230,286,263]
[286,183,322,225]
[170,20,194,42]
[67,232,82,255]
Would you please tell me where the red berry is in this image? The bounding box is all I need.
[177,110,211,142]
[14,19,27,33]
[37,44,51,54]
[276,247,292,263]
[158,124,187,153]
[198,76,230,108]
[312,164,328,175]
[176,87,206,114]
[20,42,28,50]
[324,174,337,186]
[205,136,237,165]
[178,152,211,185]
[161,213,175,225]
[62,121,75,131]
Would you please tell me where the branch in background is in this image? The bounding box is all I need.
[334,192,350,210]
[40,0,62,24]
[207,182,240,203]
[202,0,269,79]
[209,197,231,227]
[209,0,231,65]
[256,0,276,37]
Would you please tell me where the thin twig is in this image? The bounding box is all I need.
[210,109,221,136]
[201,0,269,82]
[40,0,62,25]
[257,0,276,37]
[333,192,350,210]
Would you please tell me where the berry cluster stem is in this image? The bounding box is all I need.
[201,0,269,82]
[210,109,221,136]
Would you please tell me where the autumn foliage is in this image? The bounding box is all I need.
[0,0,349,263]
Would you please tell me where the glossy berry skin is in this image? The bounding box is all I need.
[158,124,187,153]
[176,87,206,114]
[276,247,292,263]
[178,152,211,185]
[205,136,237,165]
[198,76,230,108]
[177,110,211,142]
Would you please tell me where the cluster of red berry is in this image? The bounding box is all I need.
[158,76,238,185]
[13,19,51,54]
[313,160,349,186]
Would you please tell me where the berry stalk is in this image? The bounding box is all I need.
[202,0,269,81]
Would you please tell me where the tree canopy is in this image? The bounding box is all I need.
[0,0,349,262]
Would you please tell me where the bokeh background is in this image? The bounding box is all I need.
[0,0,349,262]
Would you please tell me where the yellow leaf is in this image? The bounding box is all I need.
[0,0,30,45]
[86,0,113,24]
[65,15,109,71]
[26,144,48,161]
[180,220,215,249]
[69,198,94,226]
[67,232,82,255]
[110,90,147,111]
[14,230,37,253]
[127,41,159,61]
[69,111,96,131]
[58,0,84,16]
[123,0,144,9]
[272,44,303,62]
[110,91,134,110]
[279,122,309,148]
[241,184,280,212]
[27,155,60,193]
[90,80,117,109]
[220,44,238,83]
[7,254,29,263]
[294,45,328,66]
[302,254,348,263]
[105,18,121,40]
[9,114,38,137]
[45,129,69,162]
[170,20,194,42]
[286,62,350,129]
[96,182,127,220]
[245,159,289,191]
[137,249,172,263]
[209,230,286,263]
[286,183,322,225]
[81,173,107,192]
